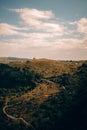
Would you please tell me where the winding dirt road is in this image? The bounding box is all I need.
[3,105,35,130]
[2,79,62,130]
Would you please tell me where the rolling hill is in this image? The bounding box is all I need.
[0,58,87,130]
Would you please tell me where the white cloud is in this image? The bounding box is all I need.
[54,38,83,49]
[0,8,68,37]
[0,36,85,49]
[43,23,67,35]
[10,8,54,19]
[0,37,86,60]
[0,23,19,36]
[70,18,87,35]
[77,18,87,34]
[0,22,63,41]
[9,8,54,26]
[9,8,66,36]
[0,23,29,36]
[0,8,87,60]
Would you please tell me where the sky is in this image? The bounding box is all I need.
[0,0,87,60]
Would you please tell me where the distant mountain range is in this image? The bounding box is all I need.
[0,57,30,63]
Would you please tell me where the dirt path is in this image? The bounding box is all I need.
[3,105,35,130]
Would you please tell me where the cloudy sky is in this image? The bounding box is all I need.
[0,0,87,60]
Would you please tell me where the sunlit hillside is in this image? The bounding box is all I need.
[0,58,87,130]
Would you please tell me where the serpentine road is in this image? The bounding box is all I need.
[3,105,35,130]
[3,79,63,130]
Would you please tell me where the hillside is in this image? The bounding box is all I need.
[8,58,84,77]
[0,59,87,130]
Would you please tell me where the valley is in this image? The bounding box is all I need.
[0,58,87,130]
